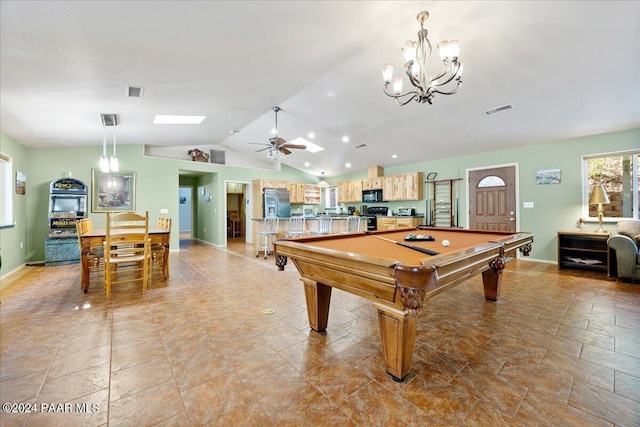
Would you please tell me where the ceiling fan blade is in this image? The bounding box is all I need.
[281,147,292,155]
[248,142,271,146]
[254,147,271,153]
[281,144,306,150]
[273,137,287,146]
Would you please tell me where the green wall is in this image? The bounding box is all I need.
[330,128,639,264]
[1,128,638,278]
[0,133,28,276]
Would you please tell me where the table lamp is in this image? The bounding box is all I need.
[588,184,610,233]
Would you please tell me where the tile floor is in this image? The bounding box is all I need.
[1,238,639,426]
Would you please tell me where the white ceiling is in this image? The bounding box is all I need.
[1,1,639,178]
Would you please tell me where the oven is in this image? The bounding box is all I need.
[365,215,377,231]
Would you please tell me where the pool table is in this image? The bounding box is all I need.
[274,227,533,381]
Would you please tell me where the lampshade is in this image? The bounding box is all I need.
[317,172,329,188]
[588,185,610,205]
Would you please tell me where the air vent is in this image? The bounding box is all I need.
[354,143,368,149]
[484,104,514,116]
[209,149,226,165]
[126,85,144,98]
[100,114,117,127]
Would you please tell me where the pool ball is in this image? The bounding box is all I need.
[442,239,450,247]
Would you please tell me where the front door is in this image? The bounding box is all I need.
[468,166,517,231]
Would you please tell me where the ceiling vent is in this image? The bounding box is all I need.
[209,149,226,165]
[354,143,368,149]
[100,114,117,127]
[126,86,144,98]
[484,104,514,116]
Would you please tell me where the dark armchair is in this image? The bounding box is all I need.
[607,221,640,283]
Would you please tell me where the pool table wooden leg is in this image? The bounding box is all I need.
[373,303,417,382]
[302,278,332,332]
[482,252,506,301]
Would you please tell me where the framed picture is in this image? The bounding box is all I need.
[535,168,561,185]
[91,169,136,212]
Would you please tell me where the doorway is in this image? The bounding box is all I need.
[178,186,193,240]
[467,164,518,231]
[226,181,248,243]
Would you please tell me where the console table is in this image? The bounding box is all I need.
[557,231,610,273]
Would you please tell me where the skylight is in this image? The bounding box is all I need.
[153,115,206,124]
[290,137,324,153]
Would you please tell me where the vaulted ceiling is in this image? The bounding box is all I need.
[1,1,638,177]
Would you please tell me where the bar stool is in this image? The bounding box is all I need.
[229,212,243,237]
[285,216,305,238]
[256,216,279,259]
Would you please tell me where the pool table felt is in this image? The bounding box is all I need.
[301,229,516,266]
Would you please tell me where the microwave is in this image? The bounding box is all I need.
[362,189,383,203]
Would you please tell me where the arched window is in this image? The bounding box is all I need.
[477,175,505,188]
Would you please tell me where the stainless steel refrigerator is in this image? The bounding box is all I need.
[263,188,291,218]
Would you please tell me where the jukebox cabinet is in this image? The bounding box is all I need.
[44,177,87,266]
[48,177,88,237]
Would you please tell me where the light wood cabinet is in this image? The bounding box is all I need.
[363,177,383,190]
[337,180,362,203]
[304,185,321,204]
[403,172,423,200]
[289,183,305,204]
[226,182,244,194]
[378,217,398,230]
[377,216,423,230]
[382,172,423,201]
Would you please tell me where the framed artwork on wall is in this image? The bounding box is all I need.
[91,169,136,212]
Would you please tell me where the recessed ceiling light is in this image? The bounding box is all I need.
[304,162,310,167]
[392,154,398,158]
[153,115,206,124]
[271,128,277,135]
[290,137,324,153]
[345,163,351,168]
[308,132,315,139]
[230,129,239,134]
[342,136,350,143]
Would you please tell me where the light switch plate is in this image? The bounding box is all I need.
[160,208,168,213]
[523,202,534,208]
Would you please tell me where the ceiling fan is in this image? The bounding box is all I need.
[249,106,306,157]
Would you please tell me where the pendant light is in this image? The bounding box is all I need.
[99,131,110,172]
[109,126,119,172]
[317,172,329,188]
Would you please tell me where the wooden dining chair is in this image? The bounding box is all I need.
[75,217,103,293]
[103,211,151,297]
[151,216,171,279]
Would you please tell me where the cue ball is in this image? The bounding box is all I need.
[442,239,450,247]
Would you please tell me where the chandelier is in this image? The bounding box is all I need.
[383,11,463,106]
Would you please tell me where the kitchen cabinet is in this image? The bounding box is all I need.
[338,180,362,203]
[304,185,321,204]
[289,183,306,204]
[403,172,423,200]
[362,177,383,191]
[226,182,244,194]
[377,217,423,230]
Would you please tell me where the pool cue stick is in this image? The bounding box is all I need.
[371,235,440,256]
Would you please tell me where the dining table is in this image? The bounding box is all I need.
[78,227,170,292]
